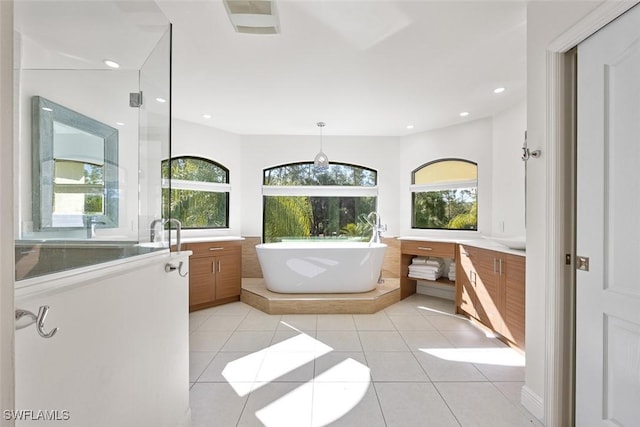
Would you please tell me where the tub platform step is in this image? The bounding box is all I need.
[241,278,400,315]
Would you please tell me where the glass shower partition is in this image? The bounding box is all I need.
[14,1,172,282]
[139,27,172,248]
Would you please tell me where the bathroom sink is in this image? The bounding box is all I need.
[483,236,526,250]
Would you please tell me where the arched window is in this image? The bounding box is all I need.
[411,159,477,230]
[161,156,230,229]
[262,162,377,242]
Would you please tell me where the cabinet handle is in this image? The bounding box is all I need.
[417,247,433,251]
[499,259,504,275]
[209,247,224,251]
[218,260,221,273]
[493,258,498,274]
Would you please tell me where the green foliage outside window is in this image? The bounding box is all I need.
[161,156,229,229]
[263,162,377,242]
[412,189,477,230]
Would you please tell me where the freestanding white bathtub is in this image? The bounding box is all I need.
[256,241,387,293]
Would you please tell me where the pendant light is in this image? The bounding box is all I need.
[313,121,329,170]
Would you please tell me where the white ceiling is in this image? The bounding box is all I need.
[158,0,527,136]
[15,0,527,137]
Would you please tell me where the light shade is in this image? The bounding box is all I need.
[313,121,329,170]
[314,151,329,169]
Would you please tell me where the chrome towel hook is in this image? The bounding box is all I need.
[15,305,59,339]
[165,261,188,277]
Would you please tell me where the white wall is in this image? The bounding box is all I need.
[174,104,527,242]
[239,134,401,237]
[14,253,191,427]
[491,101,526,237]
[18,70,140,240]
[171,118,243,236]
[399,117,494,237]
[525,1,603,421]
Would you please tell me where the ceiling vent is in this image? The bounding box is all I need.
[223,0,280,35]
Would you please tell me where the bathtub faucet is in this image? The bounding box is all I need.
[149,218,182,252]
[366,212,387,244]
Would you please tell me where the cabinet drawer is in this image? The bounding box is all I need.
[185,240,241,258]
[401,240,455,258]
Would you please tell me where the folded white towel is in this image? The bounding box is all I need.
[409,265,442,274]
[411,257,429,264]
[409,272,440,281]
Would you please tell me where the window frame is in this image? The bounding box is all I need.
[161,156,231,230]
[410,158,478,230]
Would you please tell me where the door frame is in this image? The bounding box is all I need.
[544,1,638,426]
[0,1,15,425]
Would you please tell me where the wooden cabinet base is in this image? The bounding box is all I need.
[189,295,240,312]
[183,240,242,312]
[456,244,525,351]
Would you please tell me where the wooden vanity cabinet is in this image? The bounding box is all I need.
[456,244,525,350]
[400,239,456,299]
[503,253,526,347]
[184,240,242,312]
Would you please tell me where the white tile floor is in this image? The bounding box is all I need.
[189,294,542,427]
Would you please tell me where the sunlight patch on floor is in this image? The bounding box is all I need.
[420,347,525,367]
[223,331,332,397]
[255,358,371,427]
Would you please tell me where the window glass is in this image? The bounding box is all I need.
[161,156,230,229]
[411,159,478,230]
[263,162,377,242]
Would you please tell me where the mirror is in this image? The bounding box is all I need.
[32,96,119,231]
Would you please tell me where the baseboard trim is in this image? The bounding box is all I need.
[521,385,544,424]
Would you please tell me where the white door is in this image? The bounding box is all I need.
[576,4,640,426]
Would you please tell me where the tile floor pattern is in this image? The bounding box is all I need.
[189,294,542,427]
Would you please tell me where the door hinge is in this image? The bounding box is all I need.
[129,91,143,108]
[576,255,590,271]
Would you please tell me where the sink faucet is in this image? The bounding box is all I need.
[150,218,182,252]
[86,216,106,238]
[165,218,182,253]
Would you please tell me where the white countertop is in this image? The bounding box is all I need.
[180,236,245,243]
[398,236,525,257]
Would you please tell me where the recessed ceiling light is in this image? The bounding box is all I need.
[459,111,470,117]
[406,124,414,130]
[104,59,120,69]
[202,114,212,119]
[116,122,125,126]
[493,87,506,94]
[156,97,167,103]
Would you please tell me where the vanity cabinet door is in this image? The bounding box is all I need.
[189,256,215,307]
[472,247,506,335]
[503,254,525,348]
[187,240,242,311]
[214,252,242,300]
[456,245,477,318]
